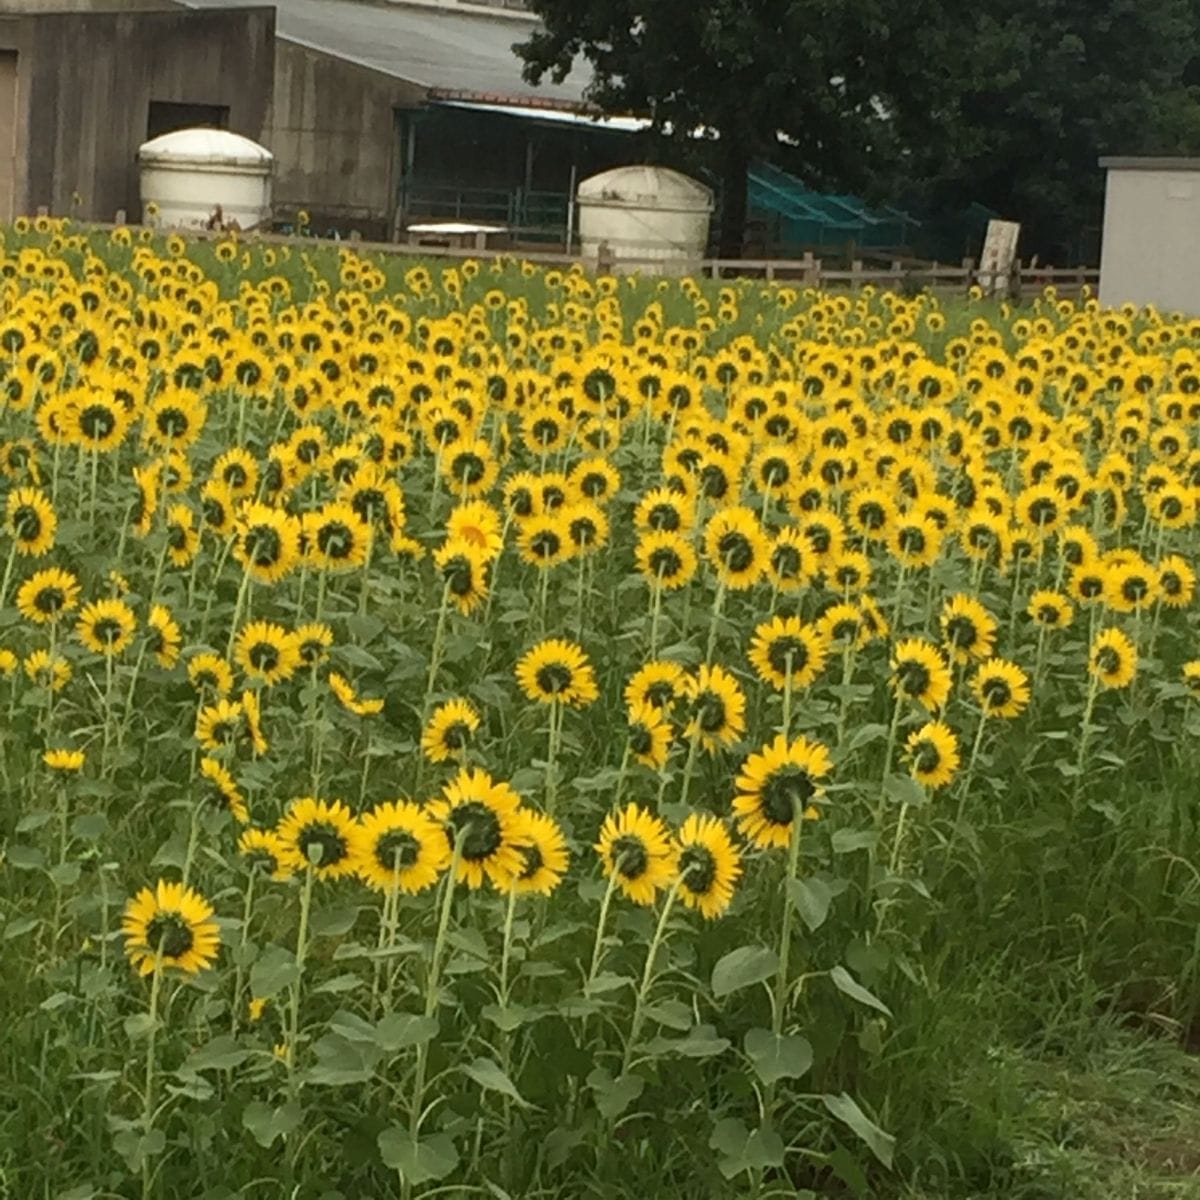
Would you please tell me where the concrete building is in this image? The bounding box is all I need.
[1099,157,1200,314]
[0,0,275,222]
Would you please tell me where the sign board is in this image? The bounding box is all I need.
[978,219,1020,296]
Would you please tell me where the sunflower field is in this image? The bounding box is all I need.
[1,218,1199,1200]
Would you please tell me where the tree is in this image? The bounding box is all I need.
[515,0,904,256]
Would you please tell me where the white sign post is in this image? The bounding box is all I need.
[978,219,1021,297]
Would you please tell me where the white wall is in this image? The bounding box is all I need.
[1100,162,1200,313]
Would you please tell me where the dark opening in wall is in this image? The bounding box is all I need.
[146,101,230,140]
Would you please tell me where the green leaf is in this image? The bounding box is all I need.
[4,844,44,870]
[375,1013,439,1051]
[644,1023,731,1059]
[711,945,778,999]
[71,812,108,841]
[123,1013,155,1041]
[822,1092,895,1168]
[787,876,833,931]
[462,1057,529,1106]
[584,970,631,997]
[4,915,40,940]
[586,1067,644,1120]
[377,1128,459,1184]
[16,811,52,834]
[313,972,364,994]
[882,773,927,807]
[831,829,878,855]
[845,723,889,752]
[744,1028,813,1085]
[309,906,358,938]
[249,944,298,999]
[829,965,892,1017]
[242,1100,302,1148]
[48,862,81,887]
[56,1185,97,1200]
[708,1117,786,1179]
[182,1035,250,1072]
[644,998,693,1031]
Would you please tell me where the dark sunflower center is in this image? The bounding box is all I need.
[299,639,327,664]
[858,502,886,530]
[535,664,573,695]
[648,546,683,578]
[246,849,278,875]
[34,586,65,613]
[146,912,195,959]
[452,453,486,484]
[695,692,727,732]
[1161,572,1181,596]
[509,488,535,517]
[295,439,322,464]
[1096,647,1121,675]
[245,526,282,567]
[760,457,790,487]
[156,408,189,437]
[898,526,926,553]
[771,544,802,578]
[806,525,832,553]
[580,473,607,498]
[442,554,475,596]
[446,801,502,861]
[583,368,615,401]
[760,767,816,825]
[679,844,716,895]
[12,505,42,540]
[569,518,597,546]
[767,636,808,674]
[442,720,471,750]
[298,821,348,867]
[248,642,279,672]
[1122,576,1150,602]
[317,522,355,559]
[896,660,931,698]
[529,530,561,559]
[79,404,117,440]
[351,489,386,523]
[831,617,860,642]
[224,464,249,489]
[518,842,544,880]
[645,681,675,707]
[981,679,1011,708]
[1036,604,1061,625]
[376,830,420,871]
[611,834,649,881]
[542,486,566,510]
[718,531,754,573]
[1079,575,1104,598]
[629,724,653,755]
[945,616,977,648]
[701,464,729,498]
[913,741,941,773]
[1028,498,1058,526]
[93,617,125,644]
[647,503,681,532]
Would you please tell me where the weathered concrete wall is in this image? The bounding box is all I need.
[268,37,424,236]
[0,6,274,220]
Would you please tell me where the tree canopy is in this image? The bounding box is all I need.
[516,0,1200,261]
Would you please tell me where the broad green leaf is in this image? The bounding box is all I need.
[882,773,927,807]
[123,1013,155,1041]
[822,1092,895,1168]
[711,945,778,999]
[644,1023,730,1059]
[708,1117,786,1179]
[309,906,358,937]
[375,1013,439,1051]
[249,945,298,999]
[16,811,52,834]
[586,1067,644,1120]
[743,1028,813,1085]
[787,876,833,932]
[831,829,877,855]
[377,1128,459,1184]
[313,972,364,994]
[644,998,693,1031]
[4,844,44,870]
[829,965,892,1017]
[71,812,108,840]
[845,723,889,752]
[462,1057,529,1106]
[242,1100,301,1148]
[182,1035,250,1072]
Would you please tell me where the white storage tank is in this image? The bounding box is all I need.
[138,128,273,232]
[577,166,712,276]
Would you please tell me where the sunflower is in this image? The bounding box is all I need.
[704,506,767,589]
[131,462,161,537]
[195,699,244,750]
[1068,559,1108,606]
[890,639,953,711]
[1027,589,1074,629]
[295,622,334,666]
[888,514,942,570]
[624,660,689,712]
[447,500,504,559]
[675,814,741,919]
[634,486,695,535]
[1103,559,1159,614]
[515,639,598,708]
[442,436,498,499]
[684,664,747,752]
[328,671,385,717]
[595,802,678,906]
[5,487,56,557]
[16,567,80,625]
[0,649,16,677]
[815,601,869,651]
[1181,660,1200,700]
[233,503,302,585]
[188,652,234,697]
[904,721,960,789]
[747,615,829,691]
[433,537,491,615]
[634,529,698,590]
[122,880,220,976]
[67,393,129,454]
[426,767,524,890]
[972,658,1031,718]
[24,649,71,692]
[275,797,364,879]
[505,809,570,896]
[516,512,571,569]
[627,700,672,769]
[1157,554,1196,609]
[43,748,85,772]
[237,827,294,882]
[732,733,832,850]
[199,756,249,824]
[1015,483,1067,537]
[1089,627,1137,689]
[234,621,300,687]
[421,697,481,763]
[77,598,136,656]
[939,594,998,665]
[164,503,199,567]
[570,456,621,505]
[766,527,814,592]
[355,801,450,893]
[304,502,372,572]
[148,604,182,668]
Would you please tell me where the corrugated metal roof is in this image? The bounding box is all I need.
[185,0,592,107]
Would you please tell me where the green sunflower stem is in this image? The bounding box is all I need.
[140,954,164,1200]
[950,716,989,847]
[545,699,562,818]
[890,564,907,634]
[0,538,16,611]
[620,882,681,1079]
[764,808,804,1120]
[88,445,99,528]
[1006,556,1024,653]
[230,869,257,1036]
[780,652,794,738]
[100,650,116,779]
[408,842,462,1147]
[585,870,620,990]
[537,562,552,637]
[574,549,587,643]
[677,730,701,813]
[286,865,316,1103]
[648,575,664,658]
[704,581,726,665]
[1072,672,1101,811]
[358,531,375,617]
[224,568,252,660]
[832,646,857,754]
[422,581,452,716]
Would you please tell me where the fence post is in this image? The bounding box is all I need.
[801,250,817,285]
[765,261,775,282]
[36,205,48,218]
[596,241,614,275]
[961,256,975,293]
[114,209,126,226]
[850,259,863,288]
[890,259,902,288]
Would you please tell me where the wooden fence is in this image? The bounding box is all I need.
[37,209,1100,298]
